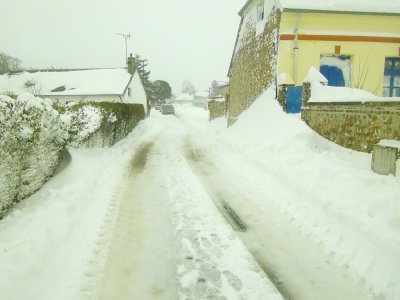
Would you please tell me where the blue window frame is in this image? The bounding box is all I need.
[383,57,400,97]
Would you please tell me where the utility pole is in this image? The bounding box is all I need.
[116,33,131,64]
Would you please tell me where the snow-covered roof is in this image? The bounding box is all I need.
[195,91,210,98]
[175,93,194,101]
[278,0,400,15]
[240,0,400,15]
[0,68,132,96]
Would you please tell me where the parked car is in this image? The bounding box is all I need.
[161,104,175,115]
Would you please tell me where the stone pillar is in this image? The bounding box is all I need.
[301,81,311,121]
[302,82,311,106]
[277,85,288,112]
[371,141,400,176]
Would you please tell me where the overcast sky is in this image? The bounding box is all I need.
[1,0,246,94]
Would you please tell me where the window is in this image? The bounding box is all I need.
[320,55,351,87]
[383,57,400,97]
[128,87,131,97]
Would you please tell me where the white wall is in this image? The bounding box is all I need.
[123,71,148,114]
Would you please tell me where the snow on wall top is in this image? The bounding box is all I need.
[303,67,328,84]
[0,69,132,96]
[278,73,295,85]
[309,82,400,103]
[378,139,400,150]
[278,0,400,14]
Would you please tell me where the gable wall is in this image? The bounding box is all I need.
[122,71,148,114]
[228,0,281,126]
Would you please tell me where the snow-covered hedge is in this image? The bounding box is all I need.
[67,102,145,147]
[0,97,145,218]
[0,94,69,218]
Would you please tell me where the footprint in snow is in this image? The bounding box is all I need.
[223,270,243,292]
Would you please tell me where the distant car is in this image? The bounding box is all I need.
[161,104,175,115]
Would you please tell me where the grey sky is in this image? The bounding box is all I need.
[2,0,245,94]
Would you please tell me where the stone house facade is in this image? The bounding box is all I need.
[228,0,400,126]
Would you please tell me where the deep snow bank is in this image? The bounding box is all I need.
[212,90,400,299]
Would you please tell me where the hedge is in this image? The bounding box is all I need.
[0,97,145,218]
[0,94,68,218]
[67,102,145,147]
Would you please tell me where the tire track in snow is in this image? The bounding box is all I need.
[158,129,283,300]
[184,142,375,300]
[96,140,178,300]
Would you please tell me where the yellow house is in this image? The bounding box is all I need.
[227,0,400,125]
[277,2,400,96]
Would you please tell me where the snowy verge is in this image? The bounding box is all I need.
[0,118,163,300]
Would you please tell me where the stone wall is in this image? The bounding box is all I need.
[208,100,226,121]
[302,100,400,152]
[228,7,281,126]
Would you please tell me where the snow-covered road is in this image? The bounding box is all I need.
[0,99,399,300]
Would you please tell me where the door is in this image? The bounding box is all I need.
[286,86,303,113]
[383,57,400,97]
[320,55,351,87]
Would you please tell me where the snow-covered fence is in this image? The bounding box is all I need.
[67,102,145,148]
[301,82,400,152]
[0,94,69,218]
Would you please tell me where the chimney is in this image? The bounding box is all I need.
[127,53,136,74]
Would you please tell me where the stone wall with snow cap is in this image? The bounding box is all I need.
[228,3,281,126]
[301,83,400,152]
[0,93,69,218]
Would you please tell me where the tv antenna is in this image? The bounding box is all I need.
[116,33,131,64]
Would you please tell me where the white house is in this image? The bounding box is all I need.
[0,67,148,114]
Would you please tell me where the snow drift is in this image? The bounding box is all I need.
[212,90,400,299]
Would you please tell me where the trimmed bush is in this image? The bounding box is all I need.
[67,102,145,147]
[0,94,69,218]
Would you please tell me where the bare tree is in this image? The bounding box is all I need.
[24,79,42,96]
[353,55,369,89]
